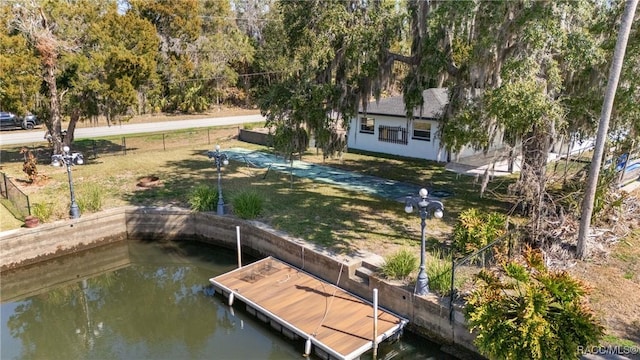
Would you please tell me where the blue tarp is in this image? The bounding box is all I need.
[225,148,451,201]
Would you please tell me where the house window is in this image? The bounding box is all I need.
[413,120,431,141]
[378,125,408,145]
[360,117,375,134]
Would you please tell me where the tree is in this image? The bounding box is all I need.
[577,0,638,259]
[130,0,253,113]
[465,248,604,360]
[256,0,639,247]
[256,0,407,159]
[0,5,41,117]
[10,1,66,154]
[8,1,161,149]
[412,1,617,244]
[232,0,273,44]
[257,2,585,196]
[53,1,160,135]
[90,7,159,125]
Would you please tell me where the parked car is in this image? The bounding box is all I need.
[19,113,39,130]
[0,111,18,129]
[0,111,39,130]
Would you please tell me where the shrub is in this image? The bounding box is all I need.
[452,208,507,257]
[465,248,604,360]
[592,167,626,225]
[32,202,55,222]
[77,183,103,213]
[560,166,625,226]
[381,249,417,281]
[21,147,38,183]
[426,249,465,295]
[188,185,218,212]
[231,190,264,219]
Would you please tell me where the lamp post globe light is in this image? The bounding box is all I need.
[404,188,444,296]
[51,145,84,219]
[208,144,229,215]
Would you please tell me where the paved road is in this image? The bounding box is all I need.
[0,114,265,146]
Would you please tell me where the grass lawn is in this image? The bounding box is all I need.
[0,126,515,256]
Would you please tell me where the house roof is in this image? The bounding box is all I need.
[359,88,448,119]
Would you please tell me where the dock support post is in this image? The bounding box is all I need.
[304,337,312,357]
[236,226,242,268]
[373,288,379,359]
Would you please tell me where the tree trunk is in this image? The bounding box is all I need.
[576,0,638,259]
[44,63,63,155]
[67,108,80,146]
[508,147,514,173]
[521,123,552,243]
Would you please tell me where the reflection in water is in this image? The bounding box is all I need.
[1,240,457,360]
[77,278,103,351]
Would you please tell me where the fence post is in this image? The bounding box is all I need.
[449,255,456,323]
[122,137,127,156]
[92,140,97,159]
[162,134,166,151]
[2,172,7,198]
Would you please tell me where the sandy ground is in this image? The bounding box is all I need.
[569,187,640,356]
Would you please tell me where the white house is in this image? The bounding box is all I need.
[347,88,447,162]
[347,88,485,162]
[346,88,596,173]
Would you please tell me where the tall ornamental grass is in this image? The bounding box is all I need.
[231,190,264,219]
[188,185,218,212]
[381,249,417,281]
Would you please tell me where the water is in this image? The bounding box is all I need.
[1,240,457,360]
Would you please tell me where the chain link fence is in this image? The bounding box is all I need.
[448,224,529,321]
[1,127,242,220]
[1,126,241,166]
[72,127,239,160]
[0,172,31,220]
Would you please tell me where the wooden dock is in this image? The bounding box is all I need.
[209,256,407,360]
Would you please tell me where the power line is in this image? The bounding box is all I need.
[159,70,289,84]
[199,16,270,22]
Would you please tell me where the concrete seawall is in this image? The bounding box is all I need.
[0,206,479,358]
[0,207,127,271]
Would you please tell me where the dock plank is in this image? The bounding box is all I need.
[210,257,407,360]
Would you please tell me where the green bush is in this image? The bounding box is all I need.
[231,190,264,219]
[559,167,625,225]
[465,248,604,360]
[188,185,218,212]
[381,249,417,281]
[452,208,507,257]
[32,202,55,222]
[77,183,103,213]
